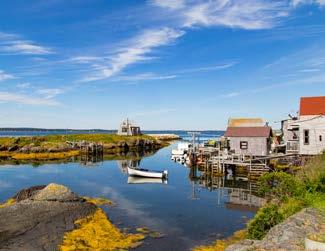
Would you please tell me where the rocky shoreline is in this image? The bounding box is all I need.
[226,208,324,251]
[0,184,145,251]
[0,134,168,161]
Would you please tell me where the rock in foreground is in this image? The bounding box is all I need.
[226,208,323,251]
[0,184,96,251]
[0,183,144,251]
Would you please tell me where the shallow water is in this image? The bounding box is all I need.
[0,143,258,251]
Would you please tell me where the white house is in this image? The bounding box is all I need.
[117,118,141,136]
[284,96,325,155]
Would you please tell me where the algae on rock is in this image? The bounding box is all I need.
[60,208,145,251]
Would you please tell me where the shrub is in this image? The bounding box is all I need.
[247,204,284,240]
[257,172,304,202]
[297,153,325,194]
[279,198,307,219]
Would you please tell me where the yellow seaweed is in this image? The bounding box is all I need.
[83,196,114,206]
[0,198,16,208]
[136,227,164,238]
[11,150,79,160]
[60,209,145,251]
[193,230,247,251]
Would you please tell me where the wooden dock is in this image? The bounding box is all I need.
[188,146,301,179]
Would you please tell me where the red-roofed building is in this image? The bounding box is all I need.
[300,96,325,116]
[225,126,272,156]
[283,96,325,155]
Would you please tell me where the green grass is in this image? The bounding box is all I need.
[247,153,325,239]
[0,134,157,148]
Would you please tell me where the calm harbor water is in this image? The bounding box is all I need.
[0,135,258,251]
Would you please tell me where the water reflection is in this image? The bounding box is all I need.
[0,148,158,167]
[187,166,264,211]
[127,176,168,184]
[0,143,261,251]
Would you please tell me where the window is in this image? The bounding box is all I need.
[304,130,309,145]
[240,141,248,150]
[320,135,323,142]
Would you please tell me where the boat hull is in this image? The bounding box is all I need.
[127,167,168,178]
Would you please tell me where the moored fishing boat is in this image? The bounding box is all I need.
[127,166,168,179]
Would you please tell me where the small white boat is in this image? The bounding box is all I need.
[171,142,192,156]
[127,166,168,179]
[127,176,168,184]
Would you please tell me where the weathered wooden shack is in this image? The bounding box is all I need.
[224,126,273,156]
[283,96,325,155]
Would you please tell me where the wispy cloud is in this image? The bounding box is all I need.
[218,72,325,100]
[0,70,15,81]
[81,28,184,82]
[113,73,177,82]
[150,0,185,10]
[109,62,236,83]
[0,91,60,105]
[152,0,290,30]
[0,31,53,55]
[291,0,325,7]
[17,82,31,89]
[220,92,240,98]
[178,62,237,74]
[36,88,64,99]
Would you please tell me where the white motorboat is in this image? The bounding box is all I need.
[127,166,168,179]
[127,176,168,184]
[171,142,192,156]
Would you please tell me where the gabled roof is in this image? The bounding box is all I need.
[228,118,265,127]
[224,126,272,138]
[300,96,325,116]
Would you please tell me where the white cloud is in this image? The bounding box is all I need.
[291,0,325,6]
[0,91,59,105]
[17,82,31,89]
[0,32,52,55]
[68,56,103,64]
[150,0,185,10]
[220,92,240,98]
[0,70,15,81]
[152,0,289,30]
[81,28,184,82]
[178,62,237,73]
[36,88,64,99]
[1,41,52,55]
[113,73,177,82]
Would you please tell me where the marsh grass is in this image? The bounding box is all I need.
[10,150,80,160]
[0,134,157,148]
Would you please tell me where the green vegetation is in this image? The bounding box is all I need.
[6,151,80,160]
[0,134,165,161]
[247,153,325,240]
[193,153,325,250]
[0,134,156,147]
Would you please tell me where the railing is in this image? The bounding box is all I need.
[286,140,299,153]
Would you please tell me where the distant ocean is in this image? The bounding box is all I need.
[0,129,224,141]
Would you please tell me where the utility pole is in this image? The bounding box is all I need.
[187,131,201,151]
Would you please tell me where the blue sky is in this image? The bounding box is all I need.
[0,0,325,130]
